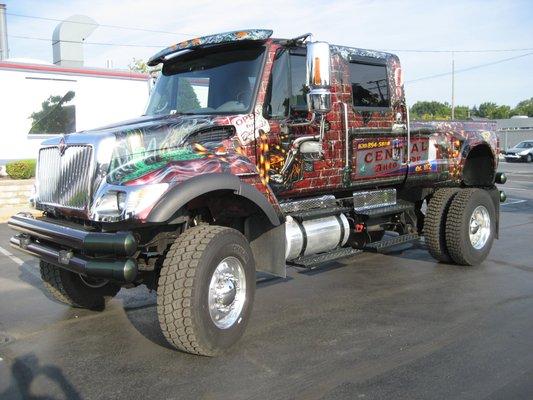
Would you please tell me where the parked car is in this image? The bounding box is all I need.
[503,140,533,163]
[9,29,507,356]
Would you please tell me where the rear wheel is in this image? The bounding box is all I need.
[157,225,255,356]
[445,189,496,266]
[424,188,459,263]
[526,154,532,163]
[40,261,121,310]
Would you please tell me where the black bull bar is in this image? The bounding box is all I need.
[8,214,138,282]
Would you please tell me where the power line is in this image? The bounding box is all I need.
[9,34,165,48]
[6,12,196,37]
[406,52,533,84]
[7,12,533,54]
[380,47,533,53]
[8,12,533,54]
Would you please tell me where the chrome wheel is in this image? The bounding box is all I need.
[79,275,109,288]
[208,256,246,329]
[469,205,491,250]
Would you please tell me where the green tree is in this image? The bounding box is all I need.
[128,58,161,74]
[410,101,451,120]
[176,78,201,112]
[29,91,76,134]
[477,102,498,118]
[128,58,161,86]
[512,97,533,117]
[454,105,470,119]
[491,105,511,119]
[474,102,511,119]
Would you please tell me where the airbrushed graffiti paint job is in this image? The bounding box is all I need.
[80,34,497,222]
[106,115,258,185]
[148,29,273,66]
[407,120,498,184]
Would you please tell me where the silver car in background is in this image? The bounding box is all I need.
[503,140,533,163]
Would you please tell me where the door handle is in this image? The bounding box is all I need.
[392,138,401,161]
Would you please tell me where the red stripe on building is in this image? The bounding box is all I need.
[0,61,150,81]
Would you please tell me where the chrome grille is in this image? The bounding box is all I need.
[37,145,94,210]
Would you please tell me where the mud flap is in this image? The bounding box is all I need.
[486,186,500,239]
[245,214,286,278]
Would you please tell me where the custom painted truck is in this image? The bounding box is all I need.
[9,30,507,356]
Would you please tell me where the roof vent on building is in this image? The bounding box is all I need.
[52,15,97,67]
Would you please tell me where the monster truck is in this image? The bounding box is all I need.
[9,30,507,356]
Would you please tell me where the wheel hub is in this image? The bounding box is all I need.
[208,256,246,329]
[469,205,491,250]
[215,274,237,307]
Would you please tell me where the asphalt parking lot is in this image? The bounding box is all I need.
[0,161,532,400]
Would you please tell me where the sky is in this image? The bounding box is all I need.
[3,0,533,108]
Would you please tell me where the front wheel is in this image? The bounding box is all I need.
[157,225,256,356]
[40,261,121,310]
[526,154,532,163]
[445,189,496,265]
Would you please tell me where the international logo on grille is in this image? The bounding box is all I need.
[58,137,67,156]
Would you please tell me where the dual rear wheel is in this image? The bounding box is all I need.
[424,188,496,266]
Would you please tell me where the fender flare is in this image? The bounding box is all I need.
[146,173,283,226]
[462,143,497,186]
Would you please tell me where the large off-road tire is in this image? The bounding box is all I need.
[445,188,496,266]
[157,225,256,356]
[40,261,121,310]
[424,188,459,263]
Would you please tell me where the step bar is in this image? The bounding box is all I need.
[364,233,419,252]
[289,247,363,268]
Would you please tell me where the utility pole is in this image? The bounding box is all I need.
[0,4,9,60]
[451,51,455,120]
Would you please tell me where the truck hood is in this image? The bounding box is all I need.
[40,113,259,186]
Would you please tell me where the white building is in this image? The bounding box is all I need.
[0,59,150,163]
[496,116,533,150]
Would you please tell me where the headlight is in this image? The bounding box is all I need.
[124,184,169,218]
[91,183,168,222]
[519,150,530,156]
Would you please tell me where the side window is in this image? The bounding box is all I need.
[267,50,290,118]
[289,54,307,108]
[349,61,389,108]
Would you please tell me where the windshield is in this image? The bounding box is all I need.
[146,45,265,116]
[516,141,533,149]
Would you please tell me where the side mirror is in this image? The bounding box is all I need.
[306,41,332,114]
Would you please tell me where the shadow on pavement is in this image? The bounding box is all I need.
[0,353,82,400]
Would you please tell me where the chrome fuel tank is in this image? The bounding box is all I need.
[285,214,350,261]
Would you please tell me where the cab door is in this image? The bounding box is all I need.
[262,46,343,197]
[346,57,409,187]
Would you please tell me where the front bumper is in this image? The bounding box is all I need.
[504,154,527,161]
[8,214,138,282]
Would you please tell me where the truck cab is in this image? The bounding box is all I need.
[9,29,505,357]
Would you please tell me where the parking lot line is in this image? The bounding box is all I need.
[505,179,533,184]
[502,199,527,206]
[0,245,24,266]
